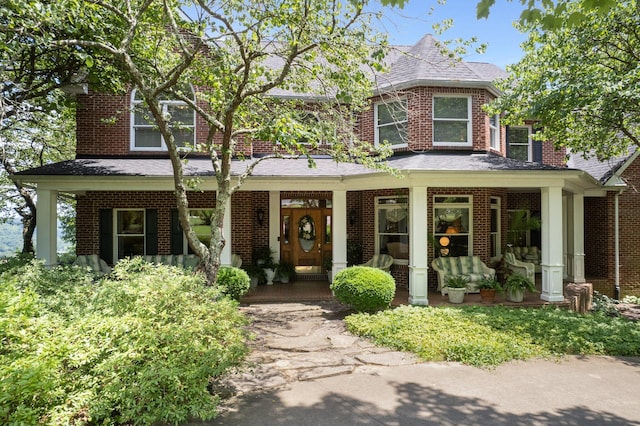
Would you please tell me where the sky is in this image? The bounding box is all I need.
[373,0,528,69]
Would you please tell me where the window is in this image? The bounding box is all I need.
[489,114,500,150]
[376,196,409,264]
[434,196,472,257]
[490,197,501,258]
[507,126,531,161]
[433,96,472,146]
[131,88,195,151]
[115,209,145,260]
[183,209,214,254]
[375,99,408,148]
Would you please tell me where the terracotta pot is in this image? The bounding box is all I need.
[479,288,496,303]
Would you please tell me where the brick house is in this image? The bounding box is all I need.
[15,34,634,303]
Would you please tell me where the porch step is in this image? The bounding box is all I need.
[296,273,328,281]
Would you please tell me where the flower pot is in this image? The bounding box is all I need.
[250,276,259,289]
[279,275,290,284]
[264,268,276,285]
[479,288,496,304]
[506,288,524,302]
[447,287,466,304]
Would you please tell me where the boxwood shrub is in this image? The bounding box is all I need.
[0,257,249,425]
[216,266,251,300]
[331,266,396,313]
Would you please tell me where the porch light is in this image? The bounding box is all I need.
[256,208,265,226]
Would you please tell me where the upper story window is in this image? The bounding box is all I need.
[433,96,472,147]
[489,114,500,150]
[507,126,532,161]
[375,99,408,148]
[131,88,195,151]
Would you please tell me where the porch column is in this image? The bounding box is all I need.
[269,191,280,260]
[221,195,232,266]
[570,193,586,283]
[562,195,569,279]
[36,188,58,267]
[409,186,429,305]
[540,186,565,301]
[332,190,348,277]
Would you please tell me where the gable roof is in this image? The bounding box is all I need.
[566,147,638,186]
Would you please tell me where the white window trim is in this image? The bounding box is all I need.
[490,197,501,258]
[114,208,146,261]
[130,88,195,152]
[374,98,408,149]
[508,125,533,162]
[433,95,472,147]
[375,196,409,265]
[489,114,500,151]
[433,195,473,256]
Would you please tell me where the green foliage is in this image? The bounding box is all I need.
[622,295,640,304]
[216,266,250,300]
[477,276,502,291]
[504,272,537,293]
[0,257,249,425]
[345,305,640,368]
[445,275,469,288]
[331,266,396,313]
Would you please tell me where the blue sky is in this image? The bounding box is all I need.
[373,0,528,68]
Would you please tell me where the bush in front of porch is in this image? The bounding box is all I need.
[331,266,396,313]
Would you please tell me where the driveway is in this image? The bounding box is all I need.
[198,302,640,425]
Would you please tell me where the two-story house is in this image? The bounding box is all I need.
[16,34,636,303]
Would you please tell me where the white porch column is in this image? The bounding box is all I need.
[36,188,58,267]
[332,190,348,277]
[563,195,569,279]
[570,193,586,283]
[269,191,280,260]
[409,186,429,305]
[221,195,232,266]
[541,186,565,301]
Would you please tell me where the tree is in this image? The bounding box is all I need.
[47,0,393,285]
[486,0,640,160]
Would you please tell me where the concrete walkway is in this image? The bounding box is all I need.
[199,302,640,425]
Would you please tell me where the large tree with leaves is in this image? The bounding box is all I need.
[41,0,393,285]
[486,0,640,159]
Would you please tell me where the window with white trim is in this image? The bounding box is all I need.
[375,196,409,264]
[434,196,473,257]
[131,88,195,151]
[115,209,145,260]
[507,126,531,161]
[489,114,500,150]
[375,99,408,148]
[433,96,472,146]
[490,197,501,258]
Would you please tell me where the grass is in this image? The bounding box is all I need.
[344,305,640,368]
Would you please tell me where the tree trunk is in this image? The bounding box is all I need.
[22,214,35,254]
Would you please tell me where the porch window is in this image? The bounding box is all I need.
[131,87,195,151]
[115,209,145,260]
[376,196,409,264]
[434,196,472,257]
[375,99,408,148]
[489,114,500,150]
[183,209,214,254]
[433,96,472,147]
[490,197,501,258]
[507,126,531,161]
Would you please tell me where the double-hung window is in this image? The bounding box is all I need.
[375,99,408,148]
[433,96,472,147]
[376,196,409,264]
[434,196,472,257]
[115,209,145,260]
[507,126,532,161]
[131,88,195,151]
[489,114,500,150]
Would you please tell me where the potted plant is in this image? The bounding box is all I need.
[253,246,277,285]
[244,264,265,289]
[323,256,333,283]
[503,272,537,302]
[277,261,296,283]
[445,275,468,304]
[477,275,502,304]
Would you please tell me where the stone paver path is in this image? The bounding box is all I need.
[214,301,418,401]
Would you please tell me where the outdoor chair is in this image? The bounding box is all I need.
[504,252,535,283]
[361,254,394,272]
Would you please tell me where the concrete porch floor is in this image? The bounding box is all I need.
[240,276,569,308]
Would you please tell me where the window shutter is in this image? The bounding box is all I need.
[99,209,113,265]
[145,209,158,255]
[505,126,511,157]
[532,127,543,163]
[170,209,184,254]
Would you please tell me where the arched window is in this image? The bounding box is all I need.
[130,87,195,151]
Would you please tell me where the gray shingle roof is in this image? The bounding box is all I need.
[566,147,637,184]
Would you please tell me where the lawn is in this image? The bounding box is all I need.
[345,305,640,368]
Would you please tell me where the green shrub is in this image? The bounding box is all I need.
[0,257,250,425]
[330,266,396,313]
[217,266,251,300]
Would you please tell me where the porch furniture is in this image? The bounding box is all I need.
[386,242,409,259]
[361,254,394,272]
[73,254,112,275]
[431,256,495,295]
[142,254,200,270]
[504,252,535,284]
[232,254,242,268]
[511,246,541,273]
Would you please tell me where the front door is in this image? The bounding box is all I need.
[281,207,331,274]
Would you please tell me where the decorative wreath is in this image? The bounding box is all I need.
[298,215,316,241]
